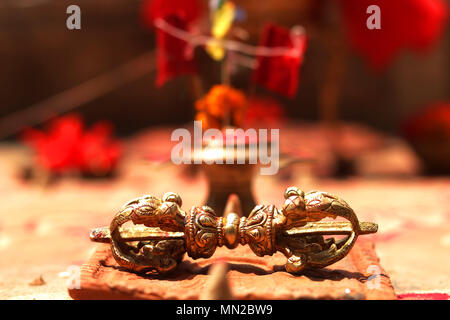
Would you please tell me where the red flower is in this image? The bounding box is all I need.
[141,0,203,87]
[252,23,307,98]
[78,122,122,174]
[22,114,122,176]
[22,115,83,173]
[338,0,447,70]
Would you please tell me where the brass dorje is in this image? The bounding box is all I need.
[90,187,377,275]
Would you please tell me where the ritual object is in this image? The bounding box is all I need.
[90,186,377,275]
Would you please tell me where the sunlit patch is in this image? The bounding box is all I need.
[0,234,11,250]
[36,222,52,236]
[440,233,450,247]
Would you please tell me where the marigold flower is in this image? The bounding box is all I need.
[195,85,248,129]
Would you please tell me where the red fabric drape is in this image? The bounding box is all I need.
[252,24,307,98]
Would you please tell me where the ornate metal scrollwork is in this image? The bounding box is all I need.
[91,187,377,275]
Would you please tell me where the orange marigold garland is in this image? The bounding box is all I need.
[195,85,248,129]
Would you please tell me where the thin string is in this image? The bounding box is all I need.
[0,51,156,139]
[154,18,306,58]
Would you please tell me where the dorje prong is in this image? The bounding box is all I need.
[90,187,377,275]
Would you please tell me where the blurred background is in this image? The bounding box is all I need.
[0,0,449,300]
[0,0,448,133]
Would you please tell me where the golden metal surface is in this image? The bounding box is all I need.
[90,187,377,275]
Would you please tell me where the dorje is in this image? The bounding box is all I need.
[90,187,377,275]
